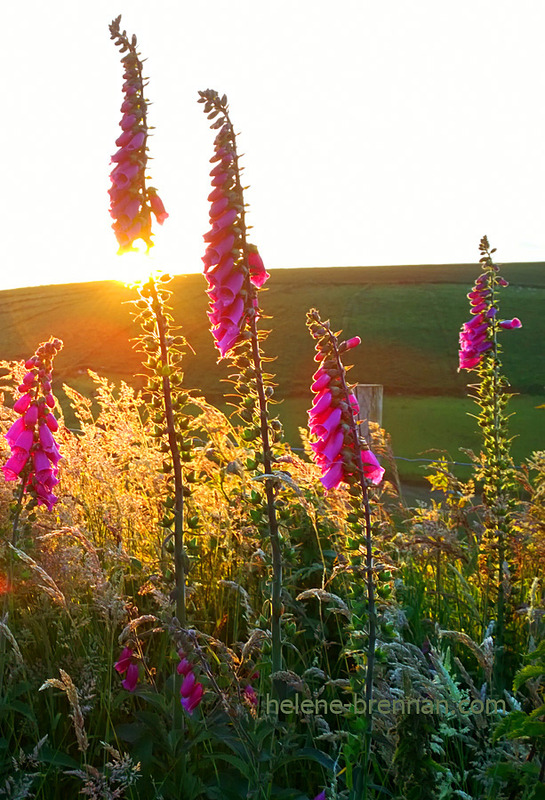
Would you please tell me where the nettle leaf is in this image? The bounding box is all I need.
[515,719,545,739]
[530,703,545,719]
[489,760,540,780]
[513,663,545,691]
[523,640,545,660]
[493,711,545,742]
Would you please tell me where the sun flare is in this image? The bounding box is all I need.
[112,240,157,286]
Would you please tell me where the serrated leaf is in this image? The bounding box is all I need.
[523,640,545,660]
[513,663,545,690]
[493,710,545,742]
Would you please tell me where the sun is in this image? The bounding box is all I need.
[112,239,158,286]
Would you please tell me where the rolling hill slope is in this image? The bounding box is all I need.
[1,263,543,481]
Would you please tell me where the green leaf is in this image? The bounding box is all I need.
[203,751,252,780]
[275,745,336,772]
[115,722,147,743]
[7,681,34,699]
[513,663,545,691]
[489,759,540,780]
[39,745,80,769]
[0,700,37,724]
[493,710,545,742]
[205,777,250,800]
[523,640,545,660]
[366,784,395,797]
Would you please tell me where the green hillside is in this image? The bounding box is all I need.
[1,262,543,482]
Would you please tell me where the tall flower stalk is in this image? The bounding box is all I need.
[133,275,193,627]
[109,16,168,254]
[306,309,384,790]
[458,236,521,685]
[3,338,63,544]
[109,20,184,618]
[198,89,282,677]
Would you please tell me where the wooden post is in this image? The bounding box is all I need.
[354,384,383,444]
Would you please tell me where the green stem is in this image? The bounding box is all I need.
[209,94,283,677]
[248,314,282,676]
[11,477,26,547]
[490,324,506,659]
[149,279,186,627]
[329,330,376,793]
[473,240,515,691]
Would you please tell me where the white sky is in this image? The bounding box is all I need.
[1,0,544,290]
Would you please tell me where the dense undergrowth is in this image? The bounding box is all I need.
[0,285,544,798]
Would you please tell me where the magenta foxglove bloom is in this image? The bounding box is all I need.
[499,318,522,330]
[361,449,385,484]
[108,17,168,254]
[199,90,269,358]
[459,268,522,371]
[114,646,139,692]
[3,338,63,511]
[307,313,384,491]
[243,684,258,707]
[177,649,204,714]
[340,336,361,352]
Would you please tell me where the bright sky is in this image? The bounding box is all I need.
[2,0,544,291]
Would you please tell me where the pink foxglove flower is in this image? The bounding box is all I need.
[114,646,139,692]
[3,338,63,511]
[243,684,258,707]
[307,311,384,491]
[459,267,521,371]
[199,90,269,358]
[108,16,167,255]
[499,318,522,330]
[177,649,204,714]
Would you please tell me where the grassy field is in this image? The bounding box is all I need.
[1,262,543,483]
[278,394,545,485]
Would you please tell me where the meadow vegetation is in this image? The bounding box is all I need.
[1,254,544,798]
[1,263,543,485]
